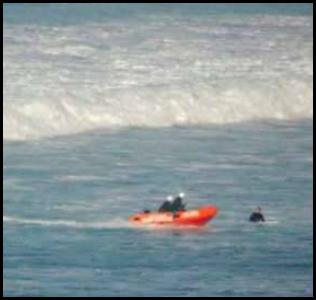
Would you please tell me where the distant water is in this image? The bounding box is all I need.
[3,4,313,297]
[3,3,312,140]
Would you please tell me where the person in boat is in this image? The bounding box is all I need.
[170,193,186,212]
[158,195,174,212]
[249,206,265,222]
[158,193,186,213]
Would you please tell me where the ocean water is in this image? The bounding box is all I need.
[3,4,313,297]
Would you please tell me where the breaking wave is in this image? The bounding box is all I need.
[4,13,313,140]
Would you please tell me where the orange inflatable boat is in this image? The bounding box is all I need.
[129,205,218,227]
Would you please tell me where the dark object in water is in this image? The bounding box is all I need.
[249,212,265,222]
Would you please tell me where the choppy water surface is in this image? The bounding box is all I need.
[3,4,313,297]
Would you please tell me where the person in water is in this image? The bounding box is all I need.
[249,206,265,222]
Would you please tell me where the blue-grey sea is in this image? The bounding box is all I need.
[3,4,313,297]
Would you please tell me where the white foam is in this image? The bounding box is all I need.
[57,175,108,182]
[3,15,313,141]
[263,217,280,225]
[3,215,132,229]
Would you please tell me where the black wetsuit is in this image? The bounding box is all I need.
[158,201,172,212]
[170,197,186,212]
[249,212,265,222]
